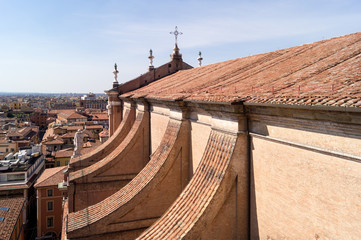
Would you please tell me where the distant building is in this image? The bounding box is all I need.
[6,126,39,145]
[30,110,48,130]
[98,129,109,143]
[0,145,44,239]
[0,140,18,160]
[80,93,107,110]
[35,166,66,239]
[56,112,87,125]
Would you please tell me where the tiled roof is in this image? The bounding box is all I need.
[60,132,76,139]
[84,125,103,130]
[49,109,75,115]
[122,32,361,108]
[65,126,83,131]
[91,113,108,121]
[34,166,66,188]
[42,128,55,141]
[54,149,73,158]
[0,197,25,240]
[44,137,64,145]
[61,132,89,139]
[69,108,135,169]
[65,112,87,120]
[56,111,87,121]
[6,130,22,138]
[69,111,145,181]
[138,130,236,239]
[67,120,182,233]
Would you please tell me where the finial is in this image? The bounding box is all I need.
[148,49,155,71]
[170,26,183,45]
[112,62,119,88]
[197,51,203,67]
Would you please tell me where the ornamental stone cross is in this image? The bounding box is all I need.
[170,26,183,44]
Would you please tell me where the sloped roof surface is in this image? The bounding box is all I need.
[122,32,361,108]
[0,197,25,240]
[34,166,66,188]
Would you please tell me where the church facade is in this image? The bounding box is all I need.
[62,32,361,239]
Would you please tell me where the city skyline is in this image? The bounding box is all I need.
[1,0,361,93]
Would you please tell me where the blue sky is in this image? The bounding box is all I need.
[0,0,360,93]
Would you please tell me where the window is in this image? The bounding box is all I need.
[47,201,53,211]
[47,217,54,228]
[56,161,60,167]
[47,189,53,197]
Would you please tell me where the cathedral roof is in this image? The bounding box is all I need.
[122,32,361,108]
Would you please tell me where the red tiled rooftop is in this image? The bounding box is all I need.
[67,120,182,233]
[0,197,25,240]
[65,126,83,131]
[69,107,135,168]
[138,130,236,239]
[54,148,73,158]
[84,125,103,130]
[69,112,145,181]
[34,166,66,188]
[122,32,361,108]
[44,137,64,145]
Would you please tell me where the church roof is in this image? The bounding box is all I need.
[122,32,361,108]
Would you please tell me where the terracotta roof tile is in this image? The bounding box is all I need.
[122,32,361,108]
[67,120,182,233]
[0,197,25,240]
[54,149,73,158]
[69,111,145,181]
[34,166,66,188]
[137,131,236,239]
[69,108,135,169]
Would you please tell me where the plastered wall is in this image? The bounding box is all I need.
[250,115,361,240]
[150,105,170,154]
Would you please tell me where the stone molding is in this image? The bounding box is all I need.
[250,133,361,163]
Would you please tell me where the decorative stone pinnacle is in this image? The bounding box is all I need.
[113,62,119,88]
[148,49,154,66]
[198,51,203,67]
[148,49,155,71]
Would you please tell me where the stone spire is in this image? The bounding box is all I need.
[197,51,203,67]
[148,49,154,71]
[113,63,119,88]
[171,44,182,61]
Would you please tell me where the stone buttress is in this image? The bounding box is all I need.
[67,99,150,212]
[66,102,190,239]
[137,102,249,239]
[69,101,136,171]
